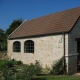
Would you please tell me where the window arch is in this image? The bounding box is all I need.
[13,41,21,52]
[24,40,34,53]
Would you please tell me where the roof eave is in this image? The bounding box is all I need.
[8,31,68,40]
[8,20,27,39]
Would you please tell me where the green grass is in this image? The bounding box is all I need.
[32,75,80,80]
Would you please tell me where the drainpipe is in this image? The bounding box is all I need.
[63,33,66,73]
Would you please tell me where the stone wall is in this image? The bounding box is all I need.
[68,18,80,74]
[8,34,68,68]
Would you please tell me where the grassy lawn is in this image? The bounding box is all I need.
[0,75,80,80]
[32,75,80,80]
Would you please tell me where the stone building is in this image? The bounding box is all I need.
[8,7,80,74]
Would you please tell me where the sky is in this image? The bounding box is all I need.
[0,0,80,31]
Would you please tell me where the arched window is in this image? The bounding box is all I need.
[13,41,21,52]
[24,40,34,53]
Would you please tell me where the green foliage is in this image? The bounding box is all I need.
[0,59,23,70]
[34,60,42,75]
[15,60,23,65]
[0,28,4,36]
[0,19,23,51]
[0,60,8,70]
[6,60,14,68]
[3,67,16,80]
[16,60,42,80]
[1,41,7,51]
[5,19,23,36]
[0,60,42,80]
[50,57,64,75]
[11,59,23,65]
[0,28,6,51]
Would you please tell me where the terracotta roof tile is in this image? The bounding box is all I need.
[9,7,80,39]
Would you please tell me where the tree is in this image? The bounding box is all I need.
[0,28,4,36]
[5,19,23,36]
[0,19,23,51]
[0,28,5,51]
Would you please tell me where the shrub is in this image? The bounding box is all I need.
[50,57,64,75]
[0,60,42,80]
[15,60,23,65]
[34,60,42,75]
[6,60,14,68]
[0,60,8,70]
[16,60,42,80]
[3,67,16,80]
[0,59,23,70]
[12,59,23,65]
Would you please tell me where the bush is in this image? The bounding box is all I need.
[16,60,42,80]
[0,59,23,70]
[50,57,64,75]
[0,60,8,70]
[12,59,23,65]
[3,67,16,80]
[7,60,14,68]
[0,60,42,80]
[34,60,42,75]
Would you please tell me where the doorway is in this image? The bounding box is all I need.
[77,41,80,72]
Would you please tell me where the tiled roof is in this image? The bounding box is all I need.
[9,7,80,39]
